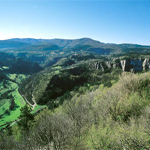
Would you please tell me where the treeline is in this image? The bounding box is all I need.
[112,52,150,60]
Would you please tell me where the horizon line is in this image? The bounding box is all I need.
[0,37,150,46]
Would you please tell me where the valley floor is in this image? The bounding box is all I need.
[0,72,45,129]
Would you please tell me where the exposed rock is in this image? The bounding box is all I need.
[113,64,116,68]
[120,60,126,71]
[143,58,150,71]
[100,63,104,72]
[106,61,112,68]
[89,62,105,72]
[120,59,143,72]
[89,58,150,73]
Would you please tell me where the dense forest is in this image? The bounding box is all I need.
[0,38,150,149]
[1,71,150,149]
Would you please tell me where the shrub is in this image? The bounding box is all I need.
[87,118,120,149]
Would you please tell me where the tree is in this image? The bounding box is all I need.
[18,105,34,131]
[9,98,15,111]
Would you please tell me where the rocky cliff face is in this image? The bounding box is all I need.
[120,59,143,72]
[89,62,104,71]
[143,58,150,71]
[120,58,150,72]
[89,58,150,73]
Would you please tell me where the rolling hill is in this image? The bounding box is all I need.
[1,38,150,149]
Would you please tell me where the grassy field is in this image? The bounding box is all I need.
[53,66,62,69]
[31,105,46,114]
[0,73,28,128]
[2,66,9,69]
[6,74,28,83]
[0,99,7,107]
[0,99,11,115]
[0,88,26,127]
[55,70,60,74]
[0,72,46,128]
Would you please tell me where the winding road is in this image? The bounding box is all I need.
[22,94,37,110]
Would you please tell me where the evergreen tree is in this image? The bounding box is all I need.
[18,105,34,131]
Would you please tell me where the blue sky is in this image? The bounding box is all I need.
[0,0,150,45]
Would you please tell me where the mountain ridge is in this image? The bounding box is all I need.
[6,37,150,48]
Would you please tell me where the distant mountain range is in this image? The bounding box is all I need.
[0,37,150,68]
[6,37,150,49]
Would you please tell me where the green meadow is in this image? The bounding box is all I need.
[0,72,46,128]
[0,73,28,128]
[0,89,26,126]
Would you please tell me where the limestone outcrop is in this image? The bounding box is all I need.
[89,62,104,72]
[143,58,150,71]
[120,59,143,72]
[89,58,150,73]
[106,61,112,68]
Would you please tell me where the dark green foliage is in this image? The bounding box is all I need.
[1,72,150,149]
[139,79,150,99]
[88,47,112,55]
[9,98,15,111]
[8,37,150,50]
[114,58,120,64]
[5,125,13,136]
[139,79,150,89]
[10,58,43,74]
[122,47,150,53]
[112,52,150,61]
[4,109,10,115]
[0,52,43,74]
[54,58,75,67]
[18,105,34,131]
[42,68,89,103]
[58,91,72,104]
[0,90,14,100]
[42,44,60,51]
[0,40,28,49]
[0,72,6,81]
[2,38,150,149]
[19,55,123,106]
[71,53,95,61]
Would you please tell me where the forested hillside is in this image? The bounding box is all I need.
[0,52,43,129]
[1,71,150,149]
[0,38,150,149]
